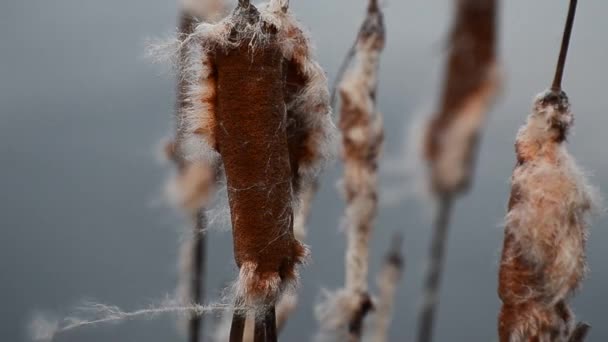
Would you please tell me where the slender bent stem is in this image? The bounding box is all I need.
[551,0,578,92]
[417,194,454,342]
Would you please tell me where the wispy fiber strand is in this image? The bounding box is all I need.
[498,1,599,341]
[316,2,385,341]
[417,1,500,341]
[370,234,404,342]
[29,300,233,342]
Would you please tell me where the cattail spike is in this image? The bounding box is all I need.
[551,0,578,92]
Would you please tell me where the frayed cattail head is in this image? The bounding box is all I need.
[172,0,333,309]
[214,5,306,307]
[423,0,500,195]
[498,89,598,342]
[317,2,384,341]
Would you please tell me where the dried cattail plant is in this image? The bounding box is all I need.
[498,1,599,341]
[370,234,404,342]
[173,0,333,339]
[316,2,384,341]
[417,1,499,341]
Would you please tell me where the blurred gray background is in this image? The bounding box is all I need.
[1,0,607,341]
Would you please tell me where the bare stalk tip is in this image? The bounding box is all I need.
[368,0,379,12]
[551,0,578,92]
[238,0,251,9]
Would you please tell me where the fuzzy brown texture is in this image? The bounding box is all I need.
[214,20,306,306]
[424,0,499,195]
[498,91,596,342]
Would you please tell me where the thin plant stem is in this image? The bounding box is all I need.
[253,316,266,342]
[229,300,246,342]
[417,194,453,342]
[551,0,579,92]
[265,307,278,342]
[188,212,207,342]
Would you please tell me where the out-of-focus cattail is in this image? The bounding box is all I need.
[498,1,598,341]
[371,234,404,342]
[316,2,384,341]
[423,0,500,195]
[417,1,499,341]
[175,0,333,339]
[165,140,215,342]
[169,2,228,341]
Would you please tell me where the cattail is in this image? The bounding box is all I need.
[498,1,598,341]
[371,234,404,342]
[423,0,500,195]
[175,0,333,339]
[316,2,384,341]
[417,1,499,341]
[169,2,229,341]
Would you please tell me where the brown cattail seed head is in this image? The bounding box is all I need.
[498,90,598,342]
[215,22,307,307]
[172,0,333,309]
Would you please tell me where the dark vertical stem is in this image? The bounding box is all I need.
[417,194,454,342]
[229,301,246,342]
[569,323,591,342]
[264,307,278,342]
[188,212,207,342]
[551,0,578,92]
[253,312,266,342]
[238,0,251,8]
